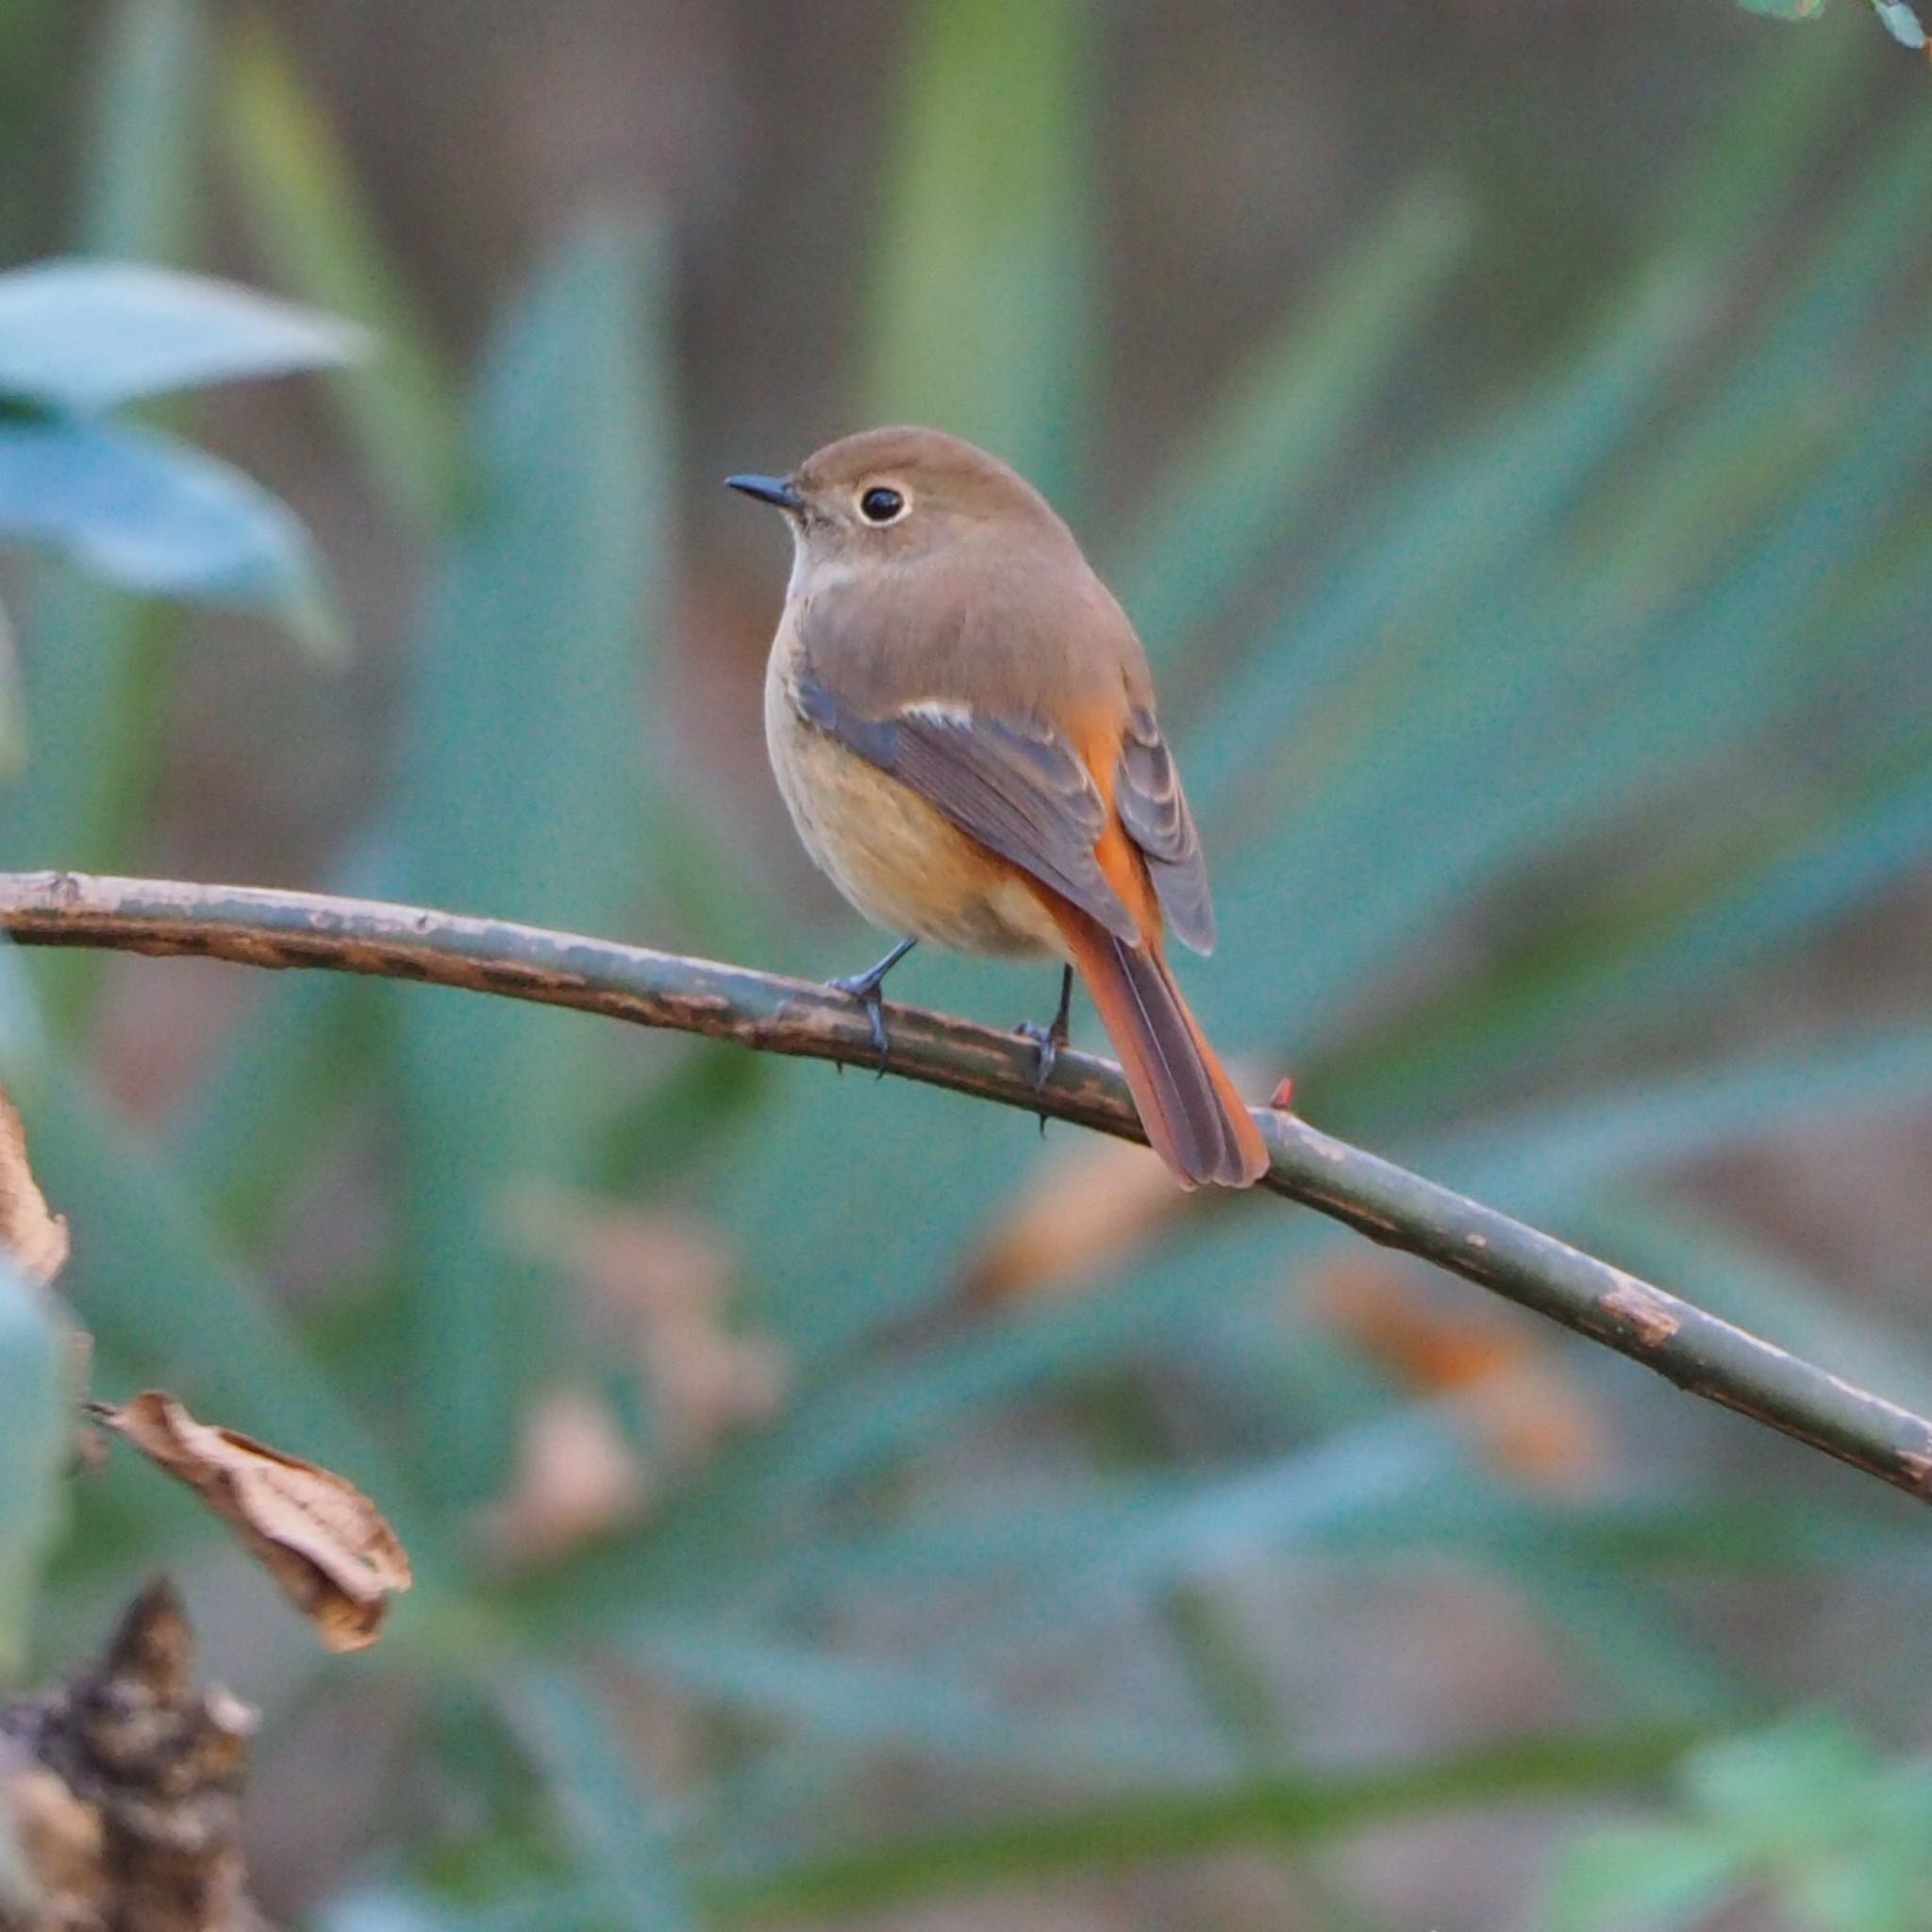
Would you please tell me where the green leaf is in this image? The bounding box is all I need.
[1734,1,1829,24]
[1545,1824,1743,1932]
[75,0,207,260]
[1114,174,1473,666]
[0,259,362,415]
[391,213,669,1504]
[864,0,1093,500]
[628,1619,1208,1781]
[1870,0,1928,48]
[721,1728,1690,1926]
[0,0,210,890]
[0,1258,65,1679]
[22,1067,415,1536]
[219,12,462,527]
[501,1664,698,1932]
[0,416,340,650]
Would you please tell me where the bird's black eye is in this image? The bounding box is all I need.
[859,485,906,525]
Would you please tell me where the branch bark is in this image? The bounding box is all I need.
[6,868,1930,1508]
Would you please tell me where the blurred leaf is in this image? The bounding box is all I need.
[1187,264,1707,825]
[175,966,382,1241]
[719,1727,1690,1926]
[1545,1824,1742,1932]
[865,0,1092,498]
[20,1067,412,1525]
[1733,0,1929,47]
[0,0,210,889]
[221,10,462,526]
[1552,1722,1932,1932]
[1116,175,1473,666]
[629,1618,1215,1782]
[1672,8,1866,267]
[502,1664,698,1932]
[1331,748,1932,1132]
[76,0,207,259]
[392,213,667,1504]
[0,416,341,650]
[0,1257,65,1676]
[0,259,362,414]
[1869,0,1929,47]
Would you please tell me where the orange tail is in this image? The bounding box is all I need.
[1050,906,1268,1191]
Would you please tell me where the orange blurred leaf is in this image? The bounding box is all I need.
[97,1393,410,1652]
[962,1135,1180,1305]
[1310,1257,1612,1491]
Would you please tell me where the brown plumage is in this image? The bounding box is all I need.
[734,426,1267,1190]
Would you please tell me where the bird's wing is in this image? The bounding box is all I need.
[792,673,1141,944]
[1114,706,1215,955]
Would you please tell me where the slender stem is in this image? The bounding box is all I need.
[705,1726,1694,1924]
[6,868,1932,1507]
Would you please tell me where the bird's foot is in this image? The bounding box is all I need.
[1015,968,1074,1136]
[827,937,917,1077]
[1012,1012,1074,1128]
[830,970,891,1074]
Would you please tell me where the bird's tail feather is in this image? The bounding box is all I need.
[1053,908,1268,1190]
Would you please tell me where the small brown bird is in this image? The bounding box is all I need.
[730,427,1268,1190]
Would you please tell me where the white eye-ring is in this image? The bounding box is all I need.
[858,483,909,525]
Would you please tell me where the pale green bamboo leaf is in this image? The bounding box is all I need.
[502,1664,698,1932]
[1332,748,1932,1131]
[392,214,667,1504]
[0,259,363,414]
[864,0,1093,500]
[1658,8,1862,265]
[1116,175,1473,666]
[0,0,208,872]
[77,0,207,259]
[19,1069,420,1541]
[0,417,339,649]
[628,1621,1217,1780]
[220,11,461,526]
[1545,1824,1742,1932]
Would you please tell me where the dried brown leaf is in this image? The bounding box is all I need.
[97,1394,411,1653]
[0,1082,68,1288]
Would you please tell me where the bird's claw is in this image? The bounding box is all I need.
[1014,1014,1069,1136]
[829,971,892,1075]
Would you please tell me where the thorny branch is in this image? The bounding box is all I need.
[5,869,1931,1507]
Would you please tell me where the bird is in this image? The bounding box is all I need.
[728,426,1269,1191]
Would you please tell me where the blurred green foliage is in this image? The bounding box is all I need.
[1738,0,1929,54]
[0,3,1929,1929]
[1549,1719,1932,1932]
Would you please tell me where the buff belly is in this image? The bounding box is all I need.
[765,652,1064,958]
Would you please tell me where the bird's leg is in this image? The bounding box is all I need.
[828,936,918,1074]
[1015,965,1075,1134]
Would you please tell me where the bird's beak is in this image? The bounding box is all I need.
[726,473,805,514]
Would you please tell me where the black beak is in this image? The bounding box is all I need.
[726,473,805,514]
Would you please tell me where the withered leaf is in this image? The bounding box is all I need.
[0,1080,69,1287]
[98,1393,411,1653]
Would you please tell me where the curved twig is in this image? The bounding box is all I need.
[6,868,1931,1507]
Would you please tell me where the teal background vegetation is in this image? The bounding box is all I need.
[0,3,1929,1928]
